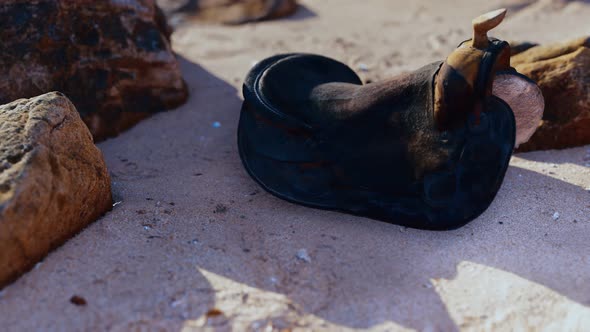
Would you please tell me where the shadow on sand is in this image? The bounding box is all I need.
[2,56,589,331]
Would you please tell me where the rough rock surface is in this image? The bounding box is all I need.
[512,37,590,151]
[0,92,112,288]
[158,0,298,25]
[0,0,188,141]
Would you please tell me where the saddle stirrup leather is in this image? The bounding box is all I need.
[236,9,544,230]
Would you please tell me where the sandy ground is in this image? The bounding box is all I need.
[1,1,590,331]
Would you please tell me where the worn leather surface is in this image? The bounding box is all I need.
[238,53,515,230]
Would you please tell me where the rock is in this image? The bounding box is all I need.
[509,41,539,56]
[512,36,590,66]
[295,249,311,263]
[158,0,298,25]
[0,1,188,141]
[0,92,112,288]
[512,37,590,151]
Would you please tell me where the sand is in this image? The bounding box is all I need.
[0,0,589,331]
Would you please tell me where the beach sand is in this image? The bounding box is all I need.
[0,1,589,331]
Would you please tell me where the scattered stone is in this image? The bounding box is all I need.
[0,1,188,141]
[512,37,590,151]
[213,204,228,214]
[206,308,224,318]
[552,212,560,221]
[358,63,370,72]
[70,295,87,306]
[0,92,112,288]
[296,249,311,263]
[158,0,298,26]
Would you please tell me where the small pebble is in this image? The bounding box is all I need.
[170,299,183,308]
[427,34,446,50]
[70,295,87,306]
[212,121,221,128]
[552,212,560,221]
[0,161,10,171]
[296,249,311,263]
[143,225,152,231]
[357,63,370,72]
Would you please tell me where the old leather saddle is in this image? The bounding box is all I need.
[237,9,529,230]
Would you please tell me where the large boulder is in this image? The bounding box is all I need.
[0,1,188,141]
[0,92,112,288]
[512,37,590,151]
[158,0,298,25]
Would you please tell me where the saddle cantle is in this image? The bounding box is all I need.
[237,9,543,230]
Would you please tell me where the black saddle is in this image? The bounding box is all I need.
[237,50,516,230]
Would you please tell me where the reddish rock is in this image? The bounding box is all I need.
[512,37,590,151]
[0,1,188,141]
[0,92,112,288]
[512,37,590,65]
[158,0,298,25]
